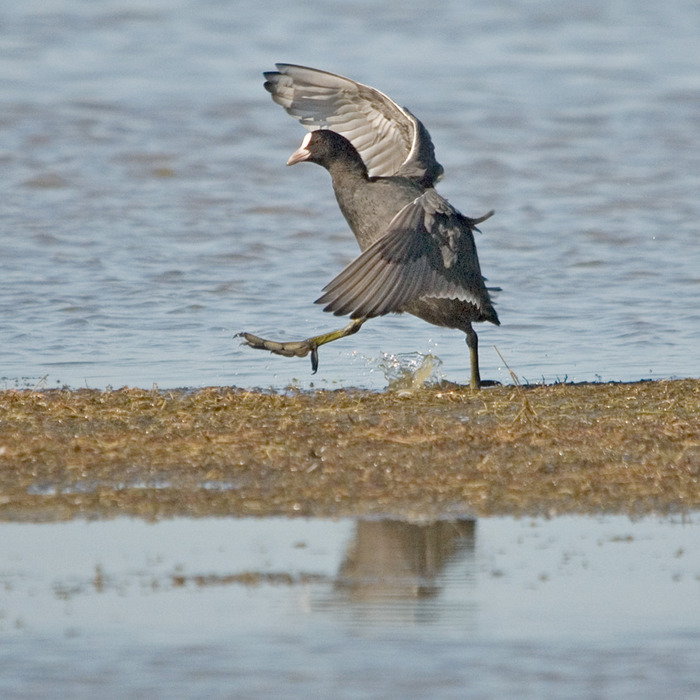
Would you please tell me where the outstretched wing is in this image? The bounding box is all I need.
[316,190,496,321]
[264,63,444,186]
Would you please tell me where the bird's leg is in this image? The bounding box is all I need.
[464,325,481,390]
[239,318,366,374]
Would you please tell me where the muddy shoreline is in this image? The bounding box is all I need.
[1,379,698,522]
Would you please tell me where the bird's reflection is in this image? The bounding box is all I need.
[317,518,477,627]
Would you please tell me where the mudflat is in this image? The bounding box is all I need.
[1,379,698,521]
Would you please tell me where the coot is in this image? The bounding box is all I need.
[241,64,500,389]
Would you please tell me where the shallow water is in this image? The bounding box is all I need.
[1,0,699,390]
[3,7,699,697]
[1,515,699,699]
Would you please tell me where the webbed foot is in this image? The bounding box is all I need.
[238,318,365,374]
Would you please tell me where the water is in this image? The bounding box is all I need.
[1,515,698,699]
[1,0,698,390]
[3,7,699,696]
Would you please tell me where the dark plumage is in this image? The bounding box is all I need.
[245,64,500,389]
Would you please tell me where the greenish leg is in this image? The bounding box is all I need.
[465,325,481,390]
[239,318,366,374]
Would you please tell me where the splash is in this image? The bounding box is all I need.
[378,352,445,391]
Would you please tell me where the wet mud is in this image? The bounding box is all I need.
[1,379,698,521]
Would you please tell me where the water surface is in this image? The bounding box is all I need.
[1,0,699,390]
[1,515,698,699]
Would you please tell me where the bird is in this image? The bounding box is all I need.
[241,64,500,389]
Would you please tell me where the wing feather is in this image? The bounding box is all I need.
[315,191,498,321]
[264,64,443,185]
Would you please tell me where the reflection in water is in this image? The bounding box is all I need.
[323,518,477,626]
[2,516,699,698]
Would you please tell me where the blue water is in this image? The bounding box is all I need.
[2,4,700,695]
[1,0,698,390]
[1,515,699,700]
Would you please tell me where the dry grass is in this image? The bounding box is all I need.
[1,379,699,521]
